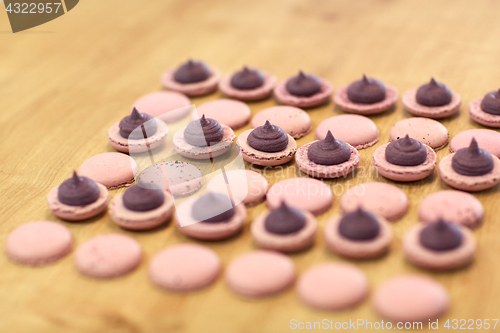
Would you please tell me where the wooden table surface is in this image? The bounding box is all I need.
[1,0,500,332]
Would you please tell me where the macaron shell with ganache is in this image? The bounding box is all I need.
[219,71,277,101]
[161,65,221,96]
[108,118,168,153]
[274,77,333,108]
[389,117,449,151]
[133,91,191,123]
[449,128,500,158]
[315,114,379,149]
[173,124,236,159]
[78,152,138,190]
[334,83,398,115]
[468,97,500,128]
[236,130,297,166]
[402,88,461,119]
[191,99,251,130]
[251,106,312,139]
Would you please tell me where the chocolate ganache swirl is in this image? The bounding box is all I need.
[385,134,427,166]
[119,108,157,139]
[191,193,235,223]
[285,71,322,97]
[419,219,463,251]
[58,171,100,206]
[347,74,386,104]
[308,131,351,165]
[338,208,380,241]
[452,138,494,176]
[247,120,288,153]
[123,183,164,212]
[480,89,500,115]
[173,59,210,84]
[264,201,306,235]
[416,78,452,107]
[184,115,224,147]
[230,66,264,90]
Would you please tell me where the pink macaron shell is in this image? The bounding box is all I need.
[226,250,295,298]
[297,263,369,311]
[403,224,475,270]
[237,130,297,166]
[372,143,437,182]
[315,115,379,149]
[191,99,251,130]
[75,234,142,279]
[295,142,360,179]
[438,153,500,191]
[274,78,333,108]
[373,275,449,323]
[173,124,236,159]
[149,244,221,292]
[7,221,73,266]
[47,183,109,221]
[324,215,392,259]
[402,88,461,119]
[109,192,175,230]
[334,84,398,115]
[108,119,168,153]
[206,170,269,207]
[219,71,277,101]
[389,117,449,151]
[175,198,246,240]
[251,210,317,253]
[418,190,484,229]
[78,152,138,190]
[251,106,312,139]
[449,128,500,158]
[468,97,500,128]
[161,66,221,96]
[133,91,191,123]
[266,178,333,216]
[339,182,409,221]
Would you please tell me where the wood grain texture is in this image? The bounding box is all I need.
[1,0,500,332]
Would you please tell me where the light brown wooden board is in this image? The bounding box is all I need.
[1,1,499,332]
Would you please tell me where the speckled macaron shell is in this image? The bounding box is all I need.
[219,71,277,101]
[206,170,269,207]
[108,118,168,153]
[315,115,379,149]
[173,124,236,159]
[266,178,333,216]
[149,244,221,292]
[334,84,398,115]
[373,275,449,323]
[468,97,500,128]
[133,91,191,123]
[75,234,142,279]
[339,182,409,221]
[324,215,392,259]
[449,129,500,158]
[236,130,297,166]
[251,106,312,139]
[47,183,109,221]
[403,224,475,270]
[7,221,73,265]
[295,142,360,179]
[137,161,203,198]
[297,263,369,311]
[372,143,437,182]
[191,99,251,130]
[251,209,317,252]
[274,78,333,108]
[402,88,461,119]
[78,152,138,190]
[161,65,221,96]
[175,197,246,240]
[438,153,500,191]
[110,191,175,230]
[418,190,484,229]
[390,118,449,151]
[226,250,295,298]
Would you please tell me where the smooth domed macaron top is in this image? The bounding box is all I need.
[416,78,452,107]
[386,134,428,166]
[184,114,224,147]
[58,171,100,206]
[119,108,157,139]
[247,120,289,153]
[452,138,494,176]
[123,183,164,212]
[419,219,463,251]
[347,74,386,104]
[338,208,380,241]
[230,66,264,90]
[285,71,322,97]
[480,89,500,115]
[264,201,306,235]
[308,130,351,165]
[191,192,235,223]
[173,59,210,84]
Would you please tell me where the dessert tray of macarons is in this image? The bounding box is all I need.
[8,59,500,323]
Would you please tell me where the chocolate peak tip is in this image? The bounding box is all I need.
[279,200,290,210]
[298,70,306,79]
[130,107,142,120]
[468,137,479,155]
[243,65,249,72]
[496,88,500,97]
[400,134,412,146]
[200,114,208,125]
[263,120,273,132]
[430,77,438,86]
[71,170,81,185]
[324,130,335,143]
[362,74,369,84]
[187,59,194,66]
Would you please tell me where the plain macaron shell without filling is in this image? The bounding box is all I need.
[78,152,138,190]
[133,91,191,123]
[316,114,379,149]
[191,99,251,130]
[251,106,312,139]
[389,117,449,151]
